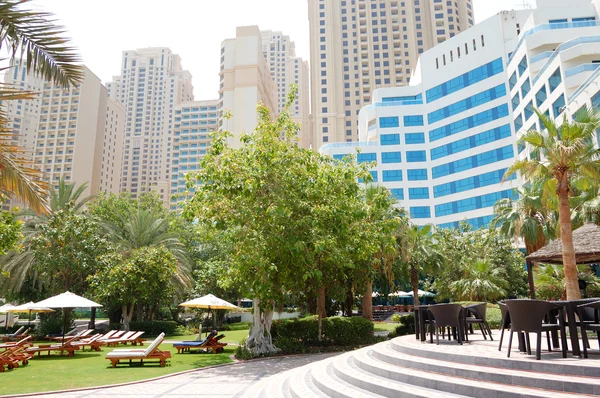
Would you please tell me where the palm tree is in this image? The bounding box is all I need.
[0,1,84,213]
[101,209,192,288]
[491,182,556,255]
[0,179,93,294]
[450,260,507,302]
[360,185,407,320]
[398,224,441,306]
[507,107,600,300]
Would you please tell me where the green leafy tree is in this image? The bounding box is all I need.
[90,191,167,230]
[507,107,600,300]
[29,205,111,297]
[89,246,176,330]
[450,260,507,301]
[0,205,21,257]
[1,179,93,295]
[433,223,528,300]
[183,88,377,354]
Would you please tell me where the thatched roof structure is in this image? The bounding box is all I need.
[526,223,600,264]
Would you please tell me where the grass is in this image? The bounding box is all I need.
[1,344,234,396]
[373,322,397,332]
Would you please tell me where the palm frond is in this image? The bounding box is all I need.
[0,0,83,87]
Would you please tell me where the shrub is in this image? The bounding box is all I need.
[128,320,180,336]
[388,314,415,338]
[273,336,306,354]
[37,311,74,337]
[390,314,401,323]
[271,316,373,347]
[235,339,254,360]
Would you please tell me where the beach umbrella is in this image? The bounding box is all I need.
[35,291,102,344]
[408,289,435,297]
[7,302,54,326]
[179,294,240,336]
[0,304,16,331]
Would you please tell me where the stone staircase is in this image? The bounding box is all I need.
[243,334,600,397]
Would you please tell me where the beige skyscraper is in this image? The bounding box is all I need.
[107,48,194,201]
[308,0,474,148]
[219,26,277,147]
[3,61,125,198]
[260,31,311,148]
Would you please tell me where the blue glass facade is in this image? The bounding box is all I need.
[429,104,509,141]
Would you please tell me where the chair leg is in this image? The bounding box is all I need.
[525,333,531,355]
[536,332,542,360]
[498,326,505,351]
[560,327,568,359]
[582,325,590,359]
[481,322,487,340]
[546,331,552,352]
[435,323,440,345]
[507,329,514,358]
[486,322,493,341]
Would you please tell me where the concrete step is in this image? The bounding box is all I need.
[390,336,600,377]
[352,345,593,398]
[372,341,600,395]
[309,353,384,397]
[330,350,469,398]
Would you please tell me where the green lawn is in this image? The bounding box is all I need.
[373,322,397,332]
[1,344,234,395]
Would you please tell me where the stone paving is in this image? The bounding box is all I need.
[31,353,336,398]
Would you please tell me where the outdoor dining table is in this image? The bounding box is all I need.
[549,298,598,358]
[414,305,429,342]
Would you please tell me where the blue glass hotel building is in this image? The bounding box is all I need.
[321,0,600,229]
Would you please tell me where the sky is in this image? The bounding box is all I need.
[35,0,536,99]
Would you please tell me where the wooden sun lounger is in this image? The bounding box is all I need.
[102,331,145,346]
[0,335,32,350]
[69,334,105,352]
[106,333,170,368]
[2,327,29,342]
[46,328,93,341]
[173,331,227,354]
[26,336,80,357]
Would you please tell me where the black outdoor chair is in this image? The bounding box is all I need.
[577,300,600,358]
[465,303,493,341]
[427,304,466,345]
[498,302,511,351]
[505,299,568,360]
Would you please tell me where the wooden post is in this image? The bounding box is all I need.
[527,259,536,299]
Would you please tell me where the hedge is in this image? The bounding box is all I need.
[128,320,180,336]
[271,315,373,346]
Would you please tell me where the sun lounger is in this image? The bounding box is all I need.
[0,344,33,371]
[1,326,25,342]
[26,336,80,357]
[101,330,135,345]
[2,327,31,342]
[69,334,105,352]
[46,328,93,341]
[173,330,227,354]
[0,335,32,350]
[46,327,78,339]
[106,333,171,368]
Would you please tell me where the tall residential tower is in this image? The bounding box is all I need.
[308,0,475,148]
[107,48,194,203]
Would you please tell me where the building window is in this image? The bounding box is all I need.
[379,116,400,128]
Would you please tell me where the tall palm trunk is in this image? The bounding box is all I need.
[410,265,420,306]
[362,279,373,321]
[558,188,580,300]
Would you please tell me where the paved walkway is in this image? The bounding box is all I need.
[36,353,336,398]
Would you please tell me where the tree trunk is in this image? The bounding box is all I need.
[344,280,353,317]
[410,265,420,306]
[558,190,581,300]
[245,298,279,355]
[317,286,326,341]
[122,304,135,331]
[362,279,373,321]
[526,260,536,299]
[88,307,96,330]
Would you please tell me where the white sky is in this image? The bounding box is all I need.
[35,0,536,99]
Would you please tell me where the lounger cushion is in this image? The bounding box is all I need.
[106,351,146,358]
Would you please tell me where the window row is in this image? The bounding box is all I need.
[435,189,517,217]
[429,104,509,142]
[426,58,504,102]
[432,145,514,179]
[428,84,507,124]
[430,124,511,160]
[433,168,514,198]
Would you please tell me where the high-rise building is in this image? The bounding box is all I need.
[322,0,600,228]
[308,0,475,149]
[4,62,125,198]
[107,48,194,203]
[261,30,311,148]
[170,99,219,211]
[219,26,277,147]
